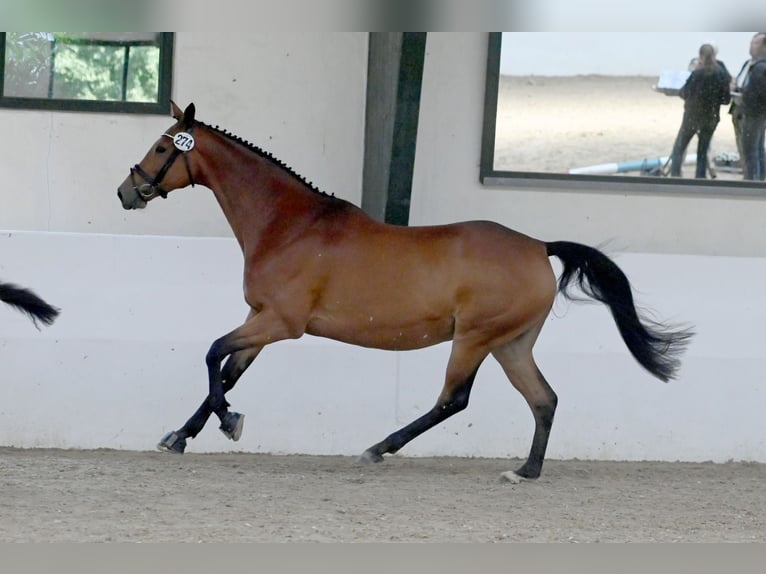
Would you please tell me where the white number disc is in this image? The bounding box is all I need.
[173,132,195,151]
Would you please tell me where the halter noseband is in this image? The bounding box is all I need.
[129,128,196,200]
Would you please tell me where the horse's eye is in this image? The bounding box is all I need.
[155,145,167,154]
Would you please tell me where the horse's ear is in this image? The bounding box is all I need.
[171,100,183,120]
[183,103,196,127]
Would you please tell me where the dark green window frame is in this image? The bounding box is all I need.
[481,32,766,197]
[0,32,173,115]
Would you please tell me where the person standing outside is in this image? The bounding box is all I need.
[670,44,731,178]
[739,33,766,180]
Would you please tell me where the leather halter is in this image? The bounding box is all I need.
[129,128,196,200]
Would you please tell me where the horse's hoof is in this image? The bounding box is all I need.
[499,471,525,484]
[500,470,537,484]
[357,450,384,464]
[220,411,245,441]
[157,431,186,454]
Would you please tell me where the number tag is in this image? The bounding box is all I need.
[172,132,195,152]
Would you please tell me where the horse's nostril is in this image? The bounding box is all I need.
[117,190,123,201]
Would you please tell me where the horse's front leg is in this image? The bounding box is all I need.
[206,335,248,440]
[157,307,292,453]
[157,346,261,453]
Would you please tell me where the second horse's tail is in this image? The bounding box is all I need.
[0,281,60,328]
[546,241,693,382]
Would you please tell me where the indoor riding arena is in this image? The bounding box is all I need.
[2,31,765,543]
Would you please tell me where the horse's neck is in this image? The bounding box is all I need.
[196,131,321,250]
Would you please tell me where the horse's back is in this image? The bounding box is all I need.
[350,217,551,286]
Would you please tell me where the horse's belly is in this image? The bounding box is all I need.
[306,315,454,351]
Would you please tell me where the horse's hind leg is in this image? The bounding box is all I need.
[157,346,261,453]
[491,325,557,482]
[359,342,487,462]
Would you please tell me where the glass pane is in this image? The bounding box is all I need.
[126,46,160,103]
[3,32,55,98]
[493,32,752,181]
[3,32,162,103]
[481,32,766,195]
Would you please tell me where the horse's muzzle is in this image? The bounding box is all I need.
[117,187,147,210]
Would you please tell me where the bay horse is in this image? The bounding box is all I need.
[0,281,59,328]
[117,102,693,482]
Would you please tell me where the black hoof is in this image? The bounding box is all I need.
[219,411,245,441]
[157,431,186,454]
[513,463,541,481]
[357,450,384,464]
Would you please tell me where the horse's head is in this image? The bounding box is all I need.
[117,101,197,210]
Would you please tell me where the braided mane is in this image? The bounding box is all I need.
[197,120,334,198]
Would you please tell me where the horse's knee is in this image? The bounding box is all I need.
[220,355,241,385]
[221,349,259,387]
[206,338,229,368]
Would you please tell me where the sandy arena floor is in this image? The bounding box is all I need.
[1,447,763,542]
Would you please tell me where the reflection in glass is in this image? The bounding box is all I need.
[3,32,161,103]
[493,32,755,182]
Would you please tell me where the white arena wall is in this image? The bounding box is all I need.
[1,230,764,463]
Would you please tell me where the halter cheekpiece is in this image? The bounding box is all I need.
[129,127,196,200]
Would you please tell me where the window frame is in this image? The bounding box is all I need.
[480,32,766,198]
[0,32,174,115]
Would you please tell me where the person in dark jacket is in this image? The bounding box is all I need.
[727,33,766,161]
[670,44,732,178]
[739,33,766,180]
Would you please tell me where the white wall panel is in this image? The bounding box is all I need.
[1,231,763,463]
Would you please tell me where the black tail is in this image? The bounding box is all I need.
[546,241,693,382]
[0,281,60,328]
